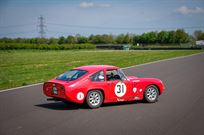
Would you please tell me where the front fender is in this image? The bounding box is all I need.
[132,78,164,99]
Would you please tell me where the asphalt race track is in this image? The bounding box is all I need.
[0,53,204,135]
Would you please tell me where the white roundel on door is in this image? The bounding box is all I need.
[114,82,127,97]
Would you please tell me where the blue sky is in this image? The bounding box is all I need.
[0,0,204,38]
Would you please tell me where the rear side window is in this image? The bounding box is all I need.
[90,70,105,82]
[56,69,87,81]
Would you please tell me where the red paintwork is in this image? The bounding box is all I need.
[43,65,164,104]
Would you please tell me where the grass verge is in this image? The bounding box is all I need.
[0,50,203,90]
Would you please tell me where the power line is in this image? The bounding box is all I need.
[47,30,77,35]
[47,22,204,30]
[0,30,36,36]
[0,23,35,29]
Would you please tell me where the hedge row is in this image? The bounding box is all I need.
[0,43,95,50]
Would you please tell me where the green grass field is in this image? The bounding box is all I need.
[0,50,203,90]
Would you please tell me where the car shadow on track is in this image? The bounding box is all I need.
[35,101,83,110]
[35,100,148,110]
[102,100,148,108]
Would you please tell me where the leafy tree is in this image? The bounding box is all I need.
[132,35,140,45]
[139,33,148,44]
[89,34,113,44]
[89,35,101,44]
[189,35,196,45]
[123,34,131,44]
[48,38,58,45]
[115,34,131,44]
[29,38,37,44]
[175,29,189,44]
[0,37,13,43]
[14,38,24,43]
[66,35,77,44]
[101,34,114,44]
[147,32,157,44]
[168,31,176,44]
[194,30,204,40]
[58,36,65,44]
[77,36,88,44]
[115,34,124,44]
[36,38,48,44]
[157,31,169,44]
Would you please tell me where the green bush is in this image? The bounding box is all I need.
[0,43,96,50]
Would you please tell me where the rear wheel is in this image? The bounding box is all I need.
[144,85,159,103]
[86,90,103,109]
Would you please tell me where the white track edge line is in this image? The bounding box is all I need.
[0,83,43,93]
[0,52,203,93]
[122,52,204,69]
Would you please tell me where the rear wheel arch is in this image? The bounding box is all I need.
[86,89,105,102]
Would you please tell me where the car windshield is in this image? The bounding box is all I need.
[118,69,127,80]
[56,69,87,81]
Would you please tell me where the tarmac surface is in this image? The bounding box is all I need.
[0,53,204,135]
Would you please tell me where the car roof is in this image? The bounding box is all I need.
[74,65,119,72]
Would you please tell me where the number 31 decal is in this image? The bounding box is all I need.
[114,82,127,97]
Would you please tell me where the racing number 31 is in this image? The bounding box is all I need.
[116,84,124,93]
[114,82,127,97]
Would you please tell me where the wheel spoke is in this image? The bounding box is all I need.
[88,91,101,106]
[146,86,158,101]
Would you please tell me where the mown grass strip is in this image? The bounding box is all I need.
[0,50,203,90]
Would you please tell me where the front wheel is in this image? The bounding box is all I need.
[144,85,159,103]
[86,90,103,109]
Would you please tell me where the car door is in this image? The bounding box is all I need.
[106,69,132,102]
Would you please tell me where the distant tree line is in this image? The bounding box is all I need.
[133,29,189,45]
[0,29,203,45]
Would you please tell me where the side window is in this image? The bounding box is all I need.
[90,70,105,82]
[106,69,122,81]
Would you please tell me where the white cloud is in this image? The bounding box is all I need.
[79,2,111,9]
[177,5,204,14]
[79,2,94,8]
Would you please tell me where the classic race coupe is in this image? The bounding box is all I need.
[43,65,164,109]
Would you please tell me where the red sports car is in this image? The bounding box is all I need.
[43,65,164,109]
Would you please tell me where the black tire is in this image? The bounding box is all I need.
[144,85,159,103]
[86,90,103,109]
